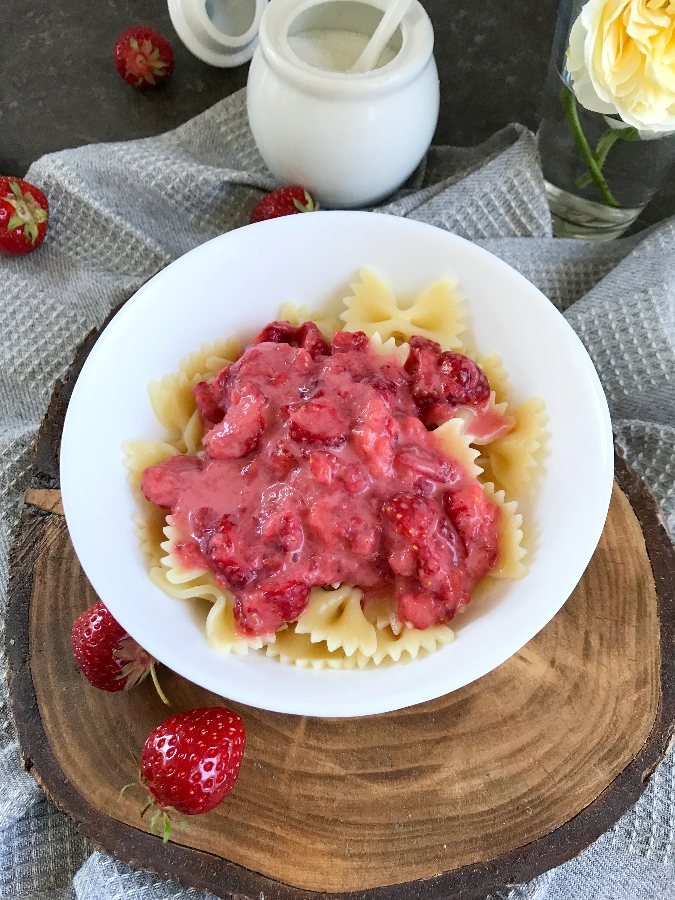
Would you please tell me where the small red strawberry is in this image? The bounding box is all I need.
[0,177,48,255]
[114,27,174,89]
[133,707,245,840]
[71,601,168,703]
[249,185,319,223]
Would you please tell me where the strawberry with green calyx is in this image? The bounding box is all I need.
[123,707,246,842]
[115,27,174,89]
[0,177,48,255]
[249,185,319,223]
[71,601,169,704]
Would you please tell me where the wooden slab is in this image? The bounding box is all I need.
[6,316,675,898]
[7,458,674,900]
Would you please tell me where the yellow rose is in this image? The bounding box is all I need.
[567,0,675,133]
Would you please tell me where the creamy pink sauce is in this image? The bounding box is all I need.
[455,399,515,443]
[141,324,505,637]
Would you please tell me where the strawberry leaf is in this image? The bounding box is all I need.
[6,214,24,233]
[292,190,319,214]
[149,663,170,706]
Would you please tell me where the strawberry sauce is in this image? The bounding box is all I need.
[142,324,501,637]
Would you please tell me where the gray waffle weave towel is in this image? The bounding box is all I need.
[1,89,673,900]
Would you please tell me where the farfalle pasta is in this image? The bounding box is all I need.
[294,585,378,657]
[340,270,465,348]
[479,398,547,496]
[127,269,547,669]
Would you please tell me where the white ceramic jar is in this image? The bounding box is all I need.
[247,0,439,208]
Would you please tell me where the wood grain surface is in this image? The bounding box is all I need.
[13,477,663,895]
[7,313,675,898]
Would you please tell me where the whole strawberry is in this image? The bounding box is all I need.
[0,177,48,255]
[71,601,167,702]
[114,27,174,89]
[138,707,245,839]
[249,185,319,223]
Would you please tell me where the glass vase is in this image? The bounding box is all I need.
[537,0,675,239]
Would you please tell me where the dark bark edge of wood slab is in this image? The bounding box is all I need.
[6,306,675,900]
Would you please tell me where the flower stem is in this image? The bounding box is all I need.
[575,130,620,188]
[576,125,639,189]
[560,86,620,208]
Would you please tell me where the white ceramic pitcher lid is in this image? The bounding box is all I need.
[168,0,268,67]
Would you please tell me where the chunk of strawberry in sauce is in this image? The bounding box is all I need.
[203,383,267,459]
[382,492,436,544]
[348,518,380,558]
[208,517,252,589]
[193,381,223,425]
[297,322,330,358]
[405,335,490,426]
[443,484,500,579]
[349,390,396,475]
[260,508,305,554]
[141,455,202,508]
[268,436,302,474]
[235,582,310,636]
[288,397,348,447]
[209,363,233,408]
[253,320,330,359]
[332,330,369,353]
[309,451,370,493]
[394,446,462,486]
[397,585,450,630]
[253,320,299,345]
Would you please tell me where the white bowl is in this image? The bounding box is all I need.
[61,212,613,718]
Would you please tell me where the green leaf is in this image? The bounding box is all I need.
[162,813,172,844]
[9,181,23,200]
[6,213,24,232]
[614,125,640,142]
[129,36,138,50]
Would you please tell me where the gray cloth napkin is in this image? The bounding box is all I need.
[1,89,673,900]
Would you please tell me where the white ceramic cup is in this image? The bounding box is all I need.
[246,0,440,208]
[169,0,268,67]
